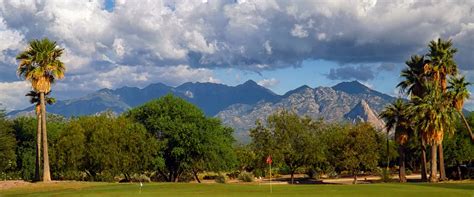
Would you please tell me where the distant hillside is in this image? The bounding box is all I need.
[8,80,280,117]
[217,81,394,141]
[9,80,397,142]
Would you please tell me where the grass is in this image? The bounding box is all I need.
[1,182,474,197]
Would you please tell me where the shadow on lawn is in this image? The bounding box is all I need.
[411,182,474,191]
[273,177,339,185]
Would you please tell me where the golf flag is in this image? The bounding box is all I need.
[266,155,272,164]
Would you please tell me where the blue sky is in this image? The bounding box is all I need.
[0,0,473,111]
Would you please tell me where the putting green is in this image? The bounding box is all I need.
[1,182,474,197]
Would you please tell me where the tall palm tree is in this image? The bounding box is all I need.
[17,38,65,182]
[25,91,55,181]
[425,38,458,181]
[447,76,473,141]
[426,38,458,91]
[379,99,412,183]
[396,55,429,182]
[412,83,456,182]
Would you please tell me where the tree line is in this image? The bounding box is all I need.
[0,96,472,183]
[1,37,472,184]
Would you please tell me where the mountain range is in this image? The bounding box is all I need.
[9,80,395,141]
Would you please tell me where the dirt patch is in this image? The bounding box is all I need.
[0,180,31,190]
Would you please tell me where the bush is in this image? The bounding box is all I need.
[215,174,227,184]
[131,174,151,183]
[377,168,392,182]
[238,171,254,182]
[406,169,412,175]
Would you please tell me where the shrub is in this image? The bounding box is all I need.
[215,174,227,184]
[131,174,151,183]
[238,171,254,182]
[406,169,412,175]
[377,168,392,182]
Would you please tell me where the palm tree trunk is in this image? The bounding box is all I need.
[398,145,406,183]
[459,112,474,142]
[438,144,447,181]
[40,92,51,182]
[34,111,41,182]
[420,138,428,182]
[386,133,390,171]
[429,144,438,182]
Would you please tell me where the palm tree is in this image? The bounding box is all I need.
[379,99,412,182]
[17,38,65,182]
[25,91,55,181]
[397,55,429,98]
[426,38,458,91]
[425,38,459,181]
[412,83,456,182]
[397,55,429,182]
[447,76,473,141]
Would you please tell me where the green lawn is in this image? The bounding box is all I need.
[1,182,474,197]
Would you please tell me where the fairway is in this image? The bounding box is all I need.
[1,182,474,197]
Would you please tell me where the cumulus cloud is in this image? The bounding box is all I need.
[326,65,375,81]
[1,0,474,109]
[61,64,218,92]
[1,0,473,72]
[258,78,279,88]
[0,81,31,111]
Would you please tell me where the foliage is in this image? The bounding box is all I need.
[250,110,323,183]
[237,171,254,182]
[443,113,474,167]
[0,110,16,176]
[377,168,392,183]
[326,123,380,182]
[214,174,227,184]
[127,94,236,182]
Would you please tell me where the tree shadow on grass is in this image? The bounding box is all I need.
[409,182,474,191]
[273,177,340,185]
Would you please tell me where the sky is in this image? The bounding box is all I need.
[0,0,473,111]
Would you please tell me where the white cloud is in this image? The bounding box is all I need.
[63,64,218,92]
[0,81,31,111]
[258,78,279,88]
[291,24,308,38]
[1,0,474,109]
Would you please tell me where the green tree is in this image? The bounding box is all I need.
[327,123,380,184]
[12,117,36,180]
[379,99,412,182]
[234,144,256,173]
[0,110,16,178]
[443,114,474,180]
[16,38,66,182]
[127,94,235,182]
[250,111,323,184]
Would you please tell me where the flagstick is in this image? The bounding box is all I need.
[270,162,272,194]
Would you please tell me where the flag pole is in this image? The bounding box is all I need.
[266,155,273,194]
[270,161,272,193]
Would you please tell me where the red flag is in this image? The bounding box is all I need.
[266,155,272,164]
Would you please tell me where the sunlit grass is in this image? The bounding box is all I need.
[2,181,474,197]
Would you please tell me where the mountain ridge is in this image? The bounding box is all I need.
[8,80,397,141]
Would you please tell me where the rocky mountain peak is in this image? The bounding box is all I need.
[344,99,385,130]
